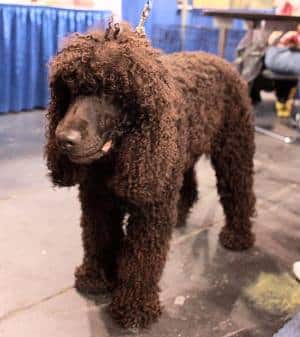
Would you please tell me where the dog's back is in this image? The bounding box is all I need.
[161,51,252,163]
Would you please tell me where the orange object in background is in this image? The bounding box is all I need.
[74,0,94,7]
[275,0,300,15]
[280,1,293,14]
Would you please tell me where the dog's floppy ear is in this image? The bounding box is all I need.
[110,55,181,204]
[44,78,80,187]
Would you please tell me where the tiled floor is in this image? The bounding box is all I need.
[0,104,300,337]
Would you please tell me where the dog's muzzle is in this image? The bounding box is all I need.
[55,129,82,153]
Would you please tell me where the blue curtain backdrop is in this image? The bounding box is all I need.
[0,4,110,113]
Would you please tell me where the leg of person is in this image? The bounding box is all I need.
[75,187,124,294]
[249,75,274,105]
[265,46,300,74]
[284,49,300,75]
[265,47,299,117]
[274,80,298,118]
[264,46,291,74]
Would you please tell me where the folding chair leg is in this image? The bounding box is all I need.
[255,126,296,144]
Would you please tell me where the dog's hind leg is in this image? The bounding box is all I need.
[75,187,124,295]
[211,116,256,251]
[176,168,198,227]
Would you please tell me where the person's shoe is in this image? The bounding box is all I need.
[293,261,300,281]
[275,101,291,118]
[276,86,297,118]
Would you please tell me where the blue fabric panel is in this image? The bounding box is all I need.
[0,4,110,113]
[225,29,246,61]
[151,24,244,61]
[152,25,218,54]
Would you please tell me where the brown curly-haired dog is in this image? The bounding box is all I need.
[45,24,256,329]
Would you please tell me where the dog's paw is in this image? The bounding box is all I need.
[74,264,111,295]
[219,226,255,251]
[109,290,162,329]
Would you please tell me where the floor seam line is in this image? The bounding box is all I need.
[0,285,74,322]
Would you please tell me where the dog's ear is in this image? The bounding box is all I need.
[44,78,80,187]
[110,55,181,204]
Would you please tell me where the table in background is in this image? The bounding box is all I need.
[0,4,110,113]
[204,9,300,57]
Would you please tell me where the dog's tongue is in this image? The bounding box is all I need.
[102,140,112,153]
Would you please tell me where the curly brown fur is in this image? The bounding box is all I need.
[45,23,256,329]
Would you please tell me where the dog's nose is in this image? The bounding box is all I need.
[56,129,81,151]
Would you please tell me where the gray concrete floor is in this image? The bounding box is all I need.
[0,103,300,337]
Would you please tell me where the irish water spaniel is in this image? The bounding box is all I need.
[45,24,256,329]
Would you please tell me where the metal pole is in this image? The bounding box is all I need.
[255,126,296,144]
[180,0,188,51]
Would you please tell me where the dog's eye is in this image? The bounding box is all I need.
[102,130,113,140]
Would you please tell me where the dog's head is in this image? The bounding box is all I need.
[45,24,176,188]
[55,95,122,164]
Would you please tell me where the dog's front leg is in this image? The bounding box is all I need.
[75,186,124,295]
[110,201,176,329]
